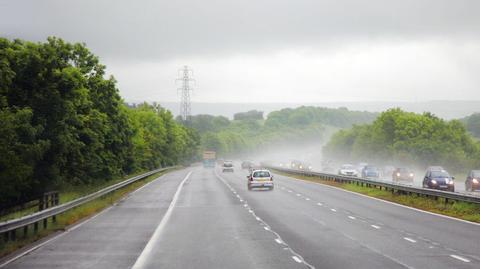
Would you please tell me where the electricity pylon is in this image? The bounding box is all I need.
[176,66,195,123]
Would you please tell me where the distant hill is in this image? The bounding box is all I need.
[138,100,480,120]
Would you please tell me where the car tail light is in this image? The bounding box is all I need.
[473,178,479,184]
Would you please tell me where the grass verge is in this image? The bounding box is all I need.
[274,170,480,223]
[0,168,174,258]
[0,170,154,222]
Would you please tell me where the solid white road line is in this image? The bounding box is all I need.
[275,238,283,244]
[131,171,192,269]
[292,256,302,263]
[450,254,470,263]
[371,225,381,229]
[264,226,270,231]
[403,237,416,243]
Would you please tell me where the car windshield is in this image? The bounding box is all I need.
[365,167,377,171]
[342,165,354,169]
[431,171,450,178]
[398,168,408,172]
[223,163,233,167]
[472,171,480,177]
[253,171,271,177]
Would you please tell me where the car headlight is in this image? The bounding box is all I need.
[396,173,400,177]
[473,178,479,184]
[447,178,454,185]
[409,173,414,177]
[308,166,312,170]
[431,179,437,184]
[299,165,303,169]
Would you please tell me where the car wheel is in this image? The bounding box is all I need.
[270,186,274,191]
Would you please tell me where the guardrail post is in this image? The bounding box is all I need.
[52,192,59,223]
[3,232,8,242]
[10,229,16,241]
[23,225,28,238]
[34,222,38,233]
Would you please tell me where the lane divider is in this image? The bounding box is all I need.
[214,169,315,269]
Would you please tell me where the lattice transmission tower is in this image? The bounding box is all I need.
[176,65,195,123]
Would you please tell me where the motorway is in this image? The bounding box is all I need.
[2,164,480,269]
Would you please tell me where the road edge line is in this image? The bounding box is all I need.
[0,173,170,268]
[131,171,192,269]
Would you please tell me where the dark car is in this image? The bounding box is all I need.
[392,168,414,182]
[361,165,380,179]
[290,160,312,171]
[222,161,234,172]
[422,169,455,192]
[241,160,254,169]
[465,170,480,191]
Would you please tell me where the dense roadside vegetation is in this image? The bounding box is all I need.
[324,108,480,172]
[191,106,377,156]
[0,38,199,208]
[461,113,480,138]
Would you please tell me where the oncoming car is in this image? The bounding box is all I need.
[392,167,414,182]
[361,165,380,179]
[291,160,312,171]
[465,170,480,192]
[222,161,234,172]
[247,169,274,190]
[423,168,455,192]
[338,164,358,177]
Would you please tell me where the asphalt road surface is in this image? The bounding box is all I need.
[3,164,480,269]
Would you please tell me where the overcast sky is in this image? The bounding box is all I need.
[1,0,479,103]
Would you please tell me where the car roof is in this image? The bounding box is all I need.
[252,169,270,173]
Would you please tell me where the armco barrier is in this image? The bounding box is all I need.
[0,167,175,241]
[265,165,480,205]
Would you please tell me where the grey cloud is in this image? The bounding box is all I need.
[1,0,479,60]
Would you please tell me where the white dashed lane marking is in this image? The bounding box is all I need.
[450,255,470,263]
[317,203,322,206]
[403,237,416,243]
[348,216,356,220]
[292,256,302,263]
[330,209,337,212]
[371,225,381,229]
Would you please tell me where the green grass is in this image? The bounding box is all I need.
[275,170,480,223]
[0,169,174,258]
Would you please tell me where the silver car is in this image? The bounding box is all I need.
[247,169,274,190]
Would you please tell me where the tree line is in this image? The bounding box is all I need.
[0,38,199,207]
[323,108,480,172]
[190,107,377,156]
